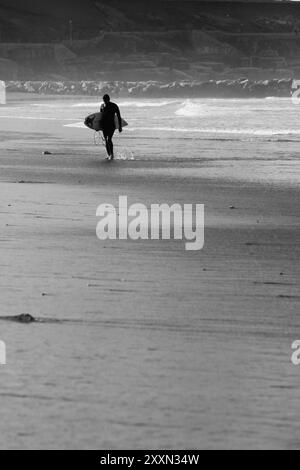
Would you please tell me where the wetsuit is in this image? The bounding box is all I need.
[100,102,122,158]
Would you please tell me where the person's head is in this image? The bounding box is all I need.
[103,94,110,104]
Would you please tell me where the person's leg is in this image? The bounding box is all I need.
[107,129,115,160]
[103,130,111,157]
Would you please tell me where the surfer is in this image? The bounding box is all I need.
[100,94,122,160]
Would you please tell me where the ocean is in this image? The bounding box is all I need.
[1,96,300,186]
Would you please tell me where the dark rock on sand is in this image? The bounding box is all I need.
[0,314,36,323]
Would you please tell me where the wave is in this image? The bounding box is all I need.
[264,97,292,101]
[64,122,300,139]
[175,100,231,117]
[31,103,64,108]
[0,115,74,121]
[64,122,86,128]
[72,100,179,108]
[120,100,179,108]
[71,103,101,108]
[175,101,205,117]
[127,126,300,136]
[175,99,299,117]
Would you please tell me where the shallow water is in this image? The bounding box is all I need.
[2,96,300,186]
[0,96,299,449]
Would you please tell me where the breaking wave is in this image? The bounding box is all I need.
[72,100,179,108]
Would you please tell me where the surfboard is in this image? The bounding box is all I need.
[84,112,128,132]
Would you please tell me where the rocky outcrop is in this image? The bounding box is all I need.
[6,78,295,99]
[0,314,36,324]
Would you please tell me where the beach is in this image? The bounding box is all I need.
[0,94,299,450]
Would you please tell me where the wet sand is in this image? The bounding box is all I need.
[0,100,299,449]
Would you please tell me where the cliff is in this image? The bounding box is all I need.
[1,1,300,41]
[0,1,300,81]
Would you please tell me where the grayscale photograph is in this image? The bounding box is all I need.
[0,0,299,453]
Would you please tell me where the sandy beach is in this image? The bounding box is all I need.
[0,94,299,450]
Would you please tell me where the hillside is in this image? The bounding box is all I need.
[0,1,300,81]
[1,1,300,41]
